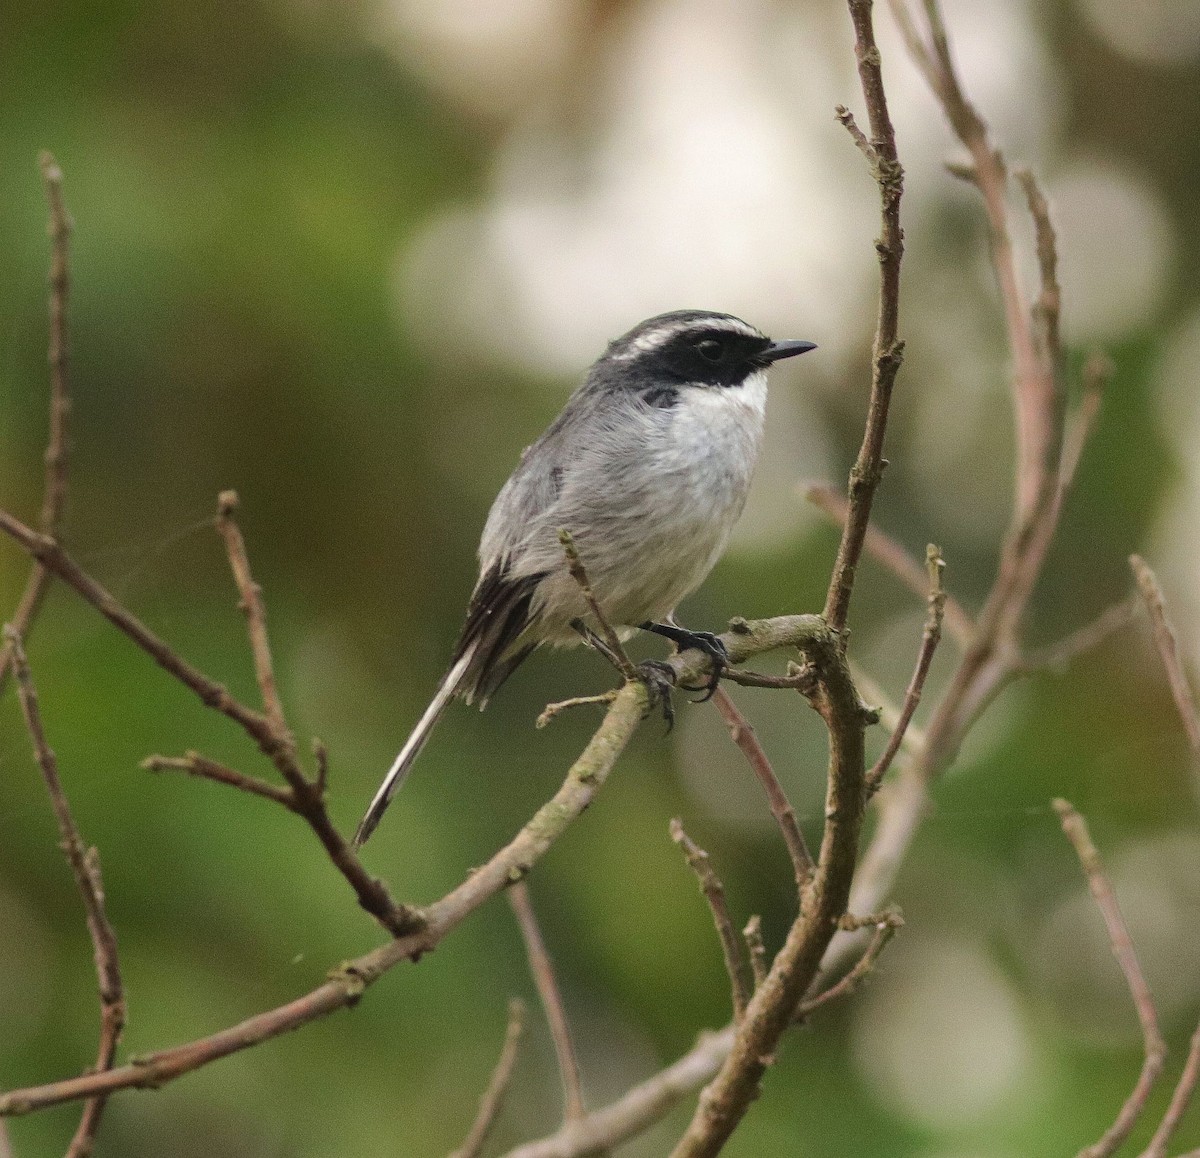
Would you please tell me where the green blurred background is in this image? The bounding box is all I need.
[2,0,1200,1154]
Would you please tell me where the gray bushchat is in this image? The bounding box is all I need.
[354,309,815,846]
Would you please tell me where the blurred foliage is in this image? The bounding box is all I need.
[2,1,1199,1156]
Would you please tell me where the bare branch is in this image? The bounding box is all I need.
[0,505,417,936]
[721,664,814,691]
[710,687,814,890]
[214,491,291,743]
[1138,1019,1200,1158]
[1014,168,1061,375]
[867,546,945,795]
[4,627,124,1158]
[312,738,329,797]
[451,999,526,1158]
[0,154,73,697]
[670,819,753,1022]
[795,909,903,1020]
[142,752,294,808]
[0,615,832,1130]
[822,0,906,635]
[834,104,875,164]
[1054,799,1166,1158]
[509,882,585,1123]
[558,528,636,681]
[536,691,618,729]
[1130,556,1200,755]
[1057,352,1111,500]
[743,916,768,989]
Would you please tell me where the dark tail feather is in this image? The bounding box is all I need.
[353,648,473,847]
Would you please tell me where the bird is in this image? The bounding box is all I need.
[354,309,815,846]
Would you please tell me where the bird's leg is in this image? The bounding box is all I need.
[639,620,729,702]
[571,619,676,729]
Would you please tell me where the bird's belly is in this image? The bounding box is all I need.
[533,383,764,643]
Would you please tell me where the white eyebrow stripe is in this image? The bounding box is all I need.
[609,316,763,359]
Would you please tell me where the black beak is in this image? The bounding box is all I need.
[762,339,817,363]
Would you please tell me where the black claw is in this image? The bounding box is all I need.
[635,660,677,731]
[679,631,729,702]
[640,622,729,702]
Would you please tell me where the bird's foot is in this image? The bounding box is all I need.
[640,622,729,702]
[635,659,677,731]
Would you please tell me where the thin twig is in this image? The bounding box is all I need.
[743,917,768,989]
[0,506,416,936]
[1054,799,1166,1158]
[557,528,636,681]
[312,738,328,797]
[1014,168,1061,380]
[795,909,903,1020]
[866,546,945,795]
[709,686,815,890]
[1130,556,1200,754]
[1057,353,1111,501]
[1138,1019,1200,1158]
[721,664,814,691]
[833,105,874,164]
[807,484,972,646]
[5,627,124,1158]
[0,154,73,697]
[142,752,294,808]
[670,819,753,1022]
[451,999,526,1158]
[214,491,291,744]
[821,0,906,636]
[509,882,585,1123]
[536,691,618,729]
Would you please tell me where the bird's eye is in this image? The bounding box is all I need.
[695,338,724,361]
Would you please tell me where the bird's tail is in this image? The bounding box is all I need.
[353,649,474,848]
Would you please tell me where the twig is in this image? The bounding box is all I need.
[821,0,906,636]
[1138,1019,1200,1158]
[1057,353,1111,501]
[0,505,417,936]
[866,546,945,795]
[141,752,294,808]
[709,687,815,890]
[0,154,73,697]
[721,665,814,691]
[557,528,636,681]
[1130,556,1200,754]
[451,999,526,1158]
[0,616,831,1122]
[807,484,973,646]
[1054,799,1166,1158]
[795,909,903,1020]
[1014,168,1061,379]
[4,627,124,1158]
[743,917,768,989]
[1019,596,1138,674]
[670,819,753,1022]
[536,691,618,729]
[214,491,291,744]
[312,738,328,797]
[508,882,585,1123]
